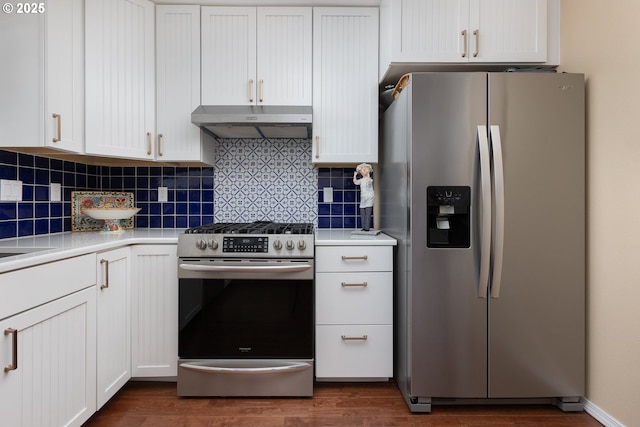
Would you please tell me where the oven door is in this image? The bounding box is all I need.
[177,258,314,396]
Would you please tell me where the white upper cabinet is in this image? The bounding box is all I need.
[0,0,84,152]
[85,0,156,160]
[380,0,557,84]
[201,7,312,106]
[468,0,547,63]
[312,8,379,164]
[156,5,214,164]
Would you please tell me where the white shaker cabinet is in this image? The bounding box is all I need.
[130,245,178,377]
[201,7,312,107]
[312,8,379,164]
[0,0,84,152]
[156,5,215,165]
[379,0,555,83]
[85,0,156,160]
[0,255,97,427]
[315,245,393,380]
[96,247,131,409]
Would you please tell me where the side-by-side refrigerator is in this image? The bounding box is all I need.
[380,72,585,412]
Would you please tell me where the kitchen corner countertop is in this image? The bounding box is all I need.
[315,229,397,246]
[0,229,184,274]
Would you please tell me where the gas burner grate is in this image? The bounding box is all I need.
[185,221,314,235]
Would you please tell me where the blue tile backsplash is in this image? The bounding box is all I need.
[0,142,362,239]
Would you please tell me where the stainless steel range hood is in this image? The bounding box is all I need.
[191,105,312,139]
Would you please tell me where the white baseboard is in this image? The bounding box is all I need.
[582,398,626,427]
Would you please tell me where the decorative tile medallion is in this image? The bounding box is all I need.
[71,191,135,232]
[214,138,318,224]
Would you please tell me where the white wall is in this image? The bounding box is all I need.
[560,1,640,426]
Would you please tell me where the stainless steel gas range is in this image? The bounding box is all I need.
[176,221,315,397]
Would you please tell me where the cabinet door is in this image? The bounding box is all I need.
[46,0,84,152]
[257,8,312,106]
[96,247,131,409]
[0,287,97,427]
[85,0,155,160]
[130,245,178,377]
[0,0,83,152]
[312,8,379,164]
[469,0,547,62]
[392,0,469,63]
[201,7,256,106]
[156,5,213,164]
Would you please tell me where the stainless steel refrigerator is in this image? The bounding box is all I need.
[379,72,585,412]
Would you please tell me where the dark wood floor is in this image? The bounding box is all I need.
[83,381,602,427]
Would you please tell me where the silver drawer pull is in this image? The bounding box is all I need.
[341,255,368,261]
[341,335,368,341]
[341,281,368,287]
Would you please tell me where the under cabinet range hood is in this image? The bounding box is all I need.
[191,105,312,139]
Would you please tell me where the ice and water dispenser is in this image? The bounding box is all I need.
[426,186,471,248]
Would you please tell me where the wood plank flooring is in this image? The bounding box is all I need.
[83,381,603,427]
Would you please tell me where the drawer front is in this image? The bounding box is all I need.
[316,246,392,272]
[315,324,392,379]
[316,272,392,324]
[0,254,97,320]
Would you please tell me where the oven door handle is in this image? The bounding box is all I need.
[180,361,312,374]
[179,263,312,273]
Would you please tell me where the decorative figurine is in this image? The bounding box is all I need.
[353,162,376,232]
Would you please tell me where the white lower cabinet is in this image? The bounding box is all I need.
[130,245,178,377]
[96,247,131,409]
[0,255,97,427]
[315,245,394,380]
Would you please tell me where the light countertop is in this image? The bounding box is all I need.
[1,228,397,273]
[315,229,397,246]
[0,229,183,274]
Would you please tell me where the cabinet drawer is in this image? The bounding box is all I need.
[316,272,392,324]
[316,246,392,272]
[315,324,392,379]
[0,254,97,320]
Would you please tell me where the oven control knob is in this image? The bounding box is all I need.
[273,240,283,250]
[208,239,219,250]
[196,239,207,250]
[297,240,307,250]
[286,239,295,250]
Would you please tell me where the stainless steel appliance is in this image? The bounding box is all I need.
[177,221,315,397]
[191,105,312,139]
[380,72,585,412]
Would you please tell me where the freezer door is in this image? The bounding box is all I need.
[487,73,585,398]
[407,73,488,398]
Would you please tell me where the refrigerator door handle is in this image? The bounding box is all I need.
[489,125,505,298]
[477,125,492,298]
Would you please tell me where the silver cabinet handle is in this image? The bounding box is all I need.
[100,258,109,290]
[4,328,17,372]
[157,133,164,157]
[146,132,152,155]
[248,79,254,103]
[259,79,264,103]
[341,335,368,341]
[341,281,368,287]
[52,113,61,142]
[314,136,319,158]
[461,29,467,58]
[341,255,368,261]
[473,29,479,57]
